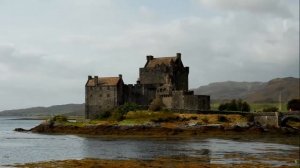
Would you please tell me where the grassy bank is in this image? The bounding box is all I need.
[67,111,249,128]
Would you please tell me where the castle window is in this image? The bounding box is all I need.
[99,94,102,97]
[107,94,110,97]
[107,86,110,90]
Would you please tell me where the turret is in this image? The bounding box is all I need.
[146,55,154,61]
[94,76,98,85]
[176,53,181,60]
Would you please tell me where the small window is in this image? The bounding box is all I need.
[99,94,102,97]
[107,94,110,97]
[107,86,110,90]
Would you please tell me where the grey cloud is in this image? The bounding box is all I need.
[0,0,298,111]
[197,0,293,18]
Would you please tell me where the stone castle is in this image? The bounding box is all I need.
[85,53,210,119]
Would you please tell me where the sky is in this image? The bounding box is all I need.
[0,0,299,111]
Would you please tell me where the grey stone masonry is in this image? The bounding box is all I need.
[85,53,210,119]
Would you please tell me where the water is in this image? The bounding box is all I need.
[0,117,299,166]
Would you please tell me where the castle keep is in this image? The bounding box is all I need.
[85,53,210,119]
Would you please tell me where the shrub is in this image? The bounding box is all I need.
[287,99,300,111]
[149,97,165,111]
[217,115,228,122]
[151,116,180,123]
[246,114,254,122]
[218,99,250,112]
[97,111,111,119]
[218,104,227,111]
[119,102,139,113]
[190,116,198,120]
[241,102,250,112]
[111,102,139,121]
[48,115,67,125]
[201,117,209,124]
[52,115,67,122]
[111,111,125,121]
[262,107,279,112]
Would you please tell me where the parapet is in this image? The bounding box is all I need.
[146,55,154,61]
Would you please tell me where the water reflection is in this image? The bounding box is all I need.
[0,117,299,166]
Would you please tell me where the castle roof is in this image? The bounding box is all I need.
[86,77,121,87]
[145,57,177,68]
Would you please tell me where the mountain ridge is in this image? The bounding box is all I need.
[194,77,299,103]
[1,77,298,116]
[0,103,84,117]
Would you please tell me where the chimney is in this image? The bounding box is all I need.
[146,55,154,61]
[176,53,181,59]
[94,76,98,85]
[119,74,122,79]
[88,75,92,80]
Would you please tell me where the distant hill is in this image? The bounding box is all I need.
[194,77,299,103]
[0,104,84,117]
[1,77,298,116]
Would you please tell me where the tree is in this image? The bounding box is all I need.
[218,99,250,112]
[262,107,278,112]
[112,102,139,121]
[287,99,300,111]
[218,104,227,111]
[241,102,250,112]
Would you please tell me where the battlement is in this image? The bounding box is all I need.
[85,53,210,119]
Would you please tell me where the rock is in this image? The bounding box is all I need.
[14,128,28,132]
[224,125,244,132]
[280,127,300,134]
[248,125,266,132]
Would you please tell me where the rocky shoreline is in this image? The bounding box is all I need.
[15,121,300,136]
[11,157,298,168]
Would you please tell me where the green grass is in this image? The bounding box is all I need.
[62,121,87,127]
[210,103,220,110]
[250,103,287,112]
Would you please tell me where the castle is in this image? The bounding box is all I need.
[85,53,210,119]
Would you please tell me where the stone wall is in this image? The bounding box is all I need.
[253,112,279,128]
[139,66,170,85]
[171,91,185,109]
[161,96,172,108]
[161,92,210,110]
[85,85,119,119]
[174,67,189,91]
[139,66,189,91]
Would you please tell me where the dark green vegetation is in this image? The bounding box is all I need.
[194,77,299,103]
[287,99,300,111]
[93,102,141,121]
[218,99,250,112]
[262,107,279,112]
[49,115,68,122]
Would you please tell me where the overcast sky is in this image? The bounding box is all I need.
[0,0,299,111]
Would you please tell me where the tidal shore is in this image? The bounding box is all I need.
[11,157,299,168]
[17,120,299,137]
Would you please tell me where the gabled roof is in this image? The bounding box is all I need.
[145,57,177,68]
[86,77,121,87]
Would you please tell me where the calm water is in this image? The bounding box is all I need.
[0,117,299,166]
